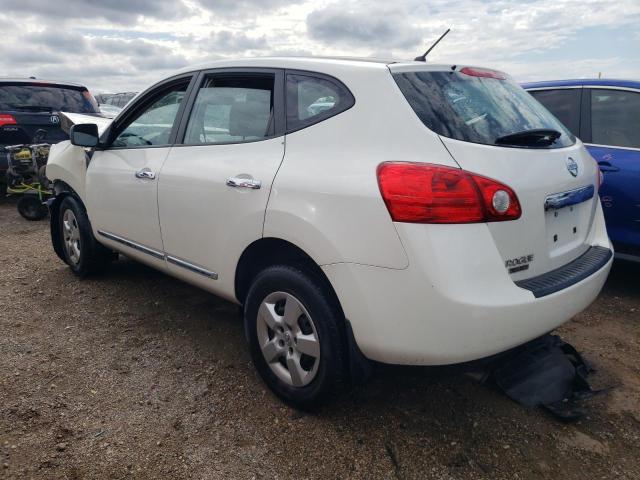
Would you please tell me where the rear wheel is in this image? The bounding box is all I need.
[244,265,347,409]
[58,196,112,277]
[17,195,48,221]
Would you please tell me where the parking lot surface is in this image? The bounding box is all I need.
[1,200,639,479]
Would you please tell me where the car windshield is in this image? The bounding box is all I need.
[0,83,99,113]
[393,70,575,148]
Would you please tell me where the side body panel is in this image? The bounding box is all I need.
[158,139,285,301]
[84,148,170,270]
[264,64,459,269]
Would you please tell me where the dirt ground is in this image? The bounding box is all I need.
[1,199,639,480]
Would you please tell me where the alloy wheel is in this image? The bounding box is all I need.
[62,209,81,265]
[257,291,320,387]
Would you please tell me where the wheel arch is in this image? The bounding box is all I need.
[235,237,330,305]
[235,237,372,382]
[49,181,87,261]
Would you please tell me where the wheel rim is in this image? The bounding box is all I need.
[257,291,320,387]
[62,209,81,265]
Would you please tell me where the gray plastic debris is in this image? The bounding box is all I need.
[477,335,609,421]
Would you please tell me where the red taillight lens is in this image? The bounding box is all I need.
[377,162,521,224]
[459,66,506,80]
[0,114,17,127]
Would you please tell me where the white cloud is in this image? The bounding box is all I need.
[0,0,637,93]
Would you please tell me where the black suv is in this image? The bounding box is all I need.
[0,79,101,185]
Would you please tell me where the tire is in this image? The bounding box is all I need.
[58,196,112,277]
[244,265,347,410]
[17,195,48,221]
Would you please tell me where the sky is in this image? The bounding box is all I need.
[0,0,638,94]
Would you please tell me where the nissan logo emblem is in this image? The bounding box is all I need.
[566,157,578,177]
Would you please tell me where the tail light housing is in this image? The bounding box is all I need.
[377,162,521,223]
[0,114,17,127]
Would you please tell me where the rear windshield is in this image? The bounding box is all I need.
[0,83,99,113]
[393,70,575,148]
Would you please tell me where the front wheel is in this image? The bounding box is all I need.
[244,265,347,410]
[58,196,112,277]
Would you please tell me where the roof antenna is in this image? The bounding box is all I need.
[414,28,450,62]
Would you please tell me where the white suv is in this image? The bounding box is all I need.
[46,57,612,408]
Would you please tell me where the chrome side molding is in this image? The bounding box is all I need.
[544,185,595,211]
[97,230,218,280]
[97,230,165,259]
[166,255,218,279]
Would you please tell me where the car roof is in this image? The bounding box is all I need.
[0,78,88,89]
[173,56,458,75]
[522,78,640,90]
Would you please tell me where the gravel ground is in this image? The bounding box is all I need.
[1,199,639,479]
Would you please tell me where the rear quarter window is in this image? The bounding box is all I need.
[286,73,354,133]
[393,70,575,148]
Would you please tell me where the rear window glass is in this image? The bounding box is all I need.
[393,71,575,148]
[0,84,98,113]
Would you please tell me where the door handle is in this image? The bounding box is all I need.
[597,161,619,173]
[135,168,156,180]
[226,177,261,189]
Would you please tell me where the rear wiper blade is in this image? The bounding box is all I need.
[6,104,54,112]
[495,129,561,147]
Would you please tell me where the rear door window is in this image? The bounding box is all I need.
[286,73,354,132]
[183,74,275,145]
[590,88,640,149]
[529,88,581,136]
[393,70,575,148]
[0,83,98,113]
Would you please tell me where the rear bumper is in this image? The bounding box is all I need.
[323,206,612,366]
[515,246,612,298]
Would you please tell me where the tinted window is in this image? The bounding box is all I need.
[591,89,640,149]
[529,88,581,135]
[184,75,274,144]
[286,74,354,132]
[112,82,188,148]
[0,84,98,113]
[394,71,575,148]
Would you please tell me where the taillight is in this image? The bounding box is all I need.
[377,162,521,224]
[0,114,17,127]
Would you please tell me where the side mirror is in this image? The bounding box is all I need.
[70,123,99,147]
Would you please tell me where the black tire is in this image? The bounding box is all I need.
[244,265,347,410]
[17,195,48,221]
[58,196,112,277]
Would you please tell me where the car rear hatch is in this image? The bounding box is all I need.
[391,64,601,281]
[0,81,100,148]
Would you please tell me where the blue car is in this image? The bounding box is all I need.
[523,79,640,261]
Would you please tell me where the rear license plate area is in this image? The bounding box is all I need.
[544,185,595,252]
[545,204,582,251]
